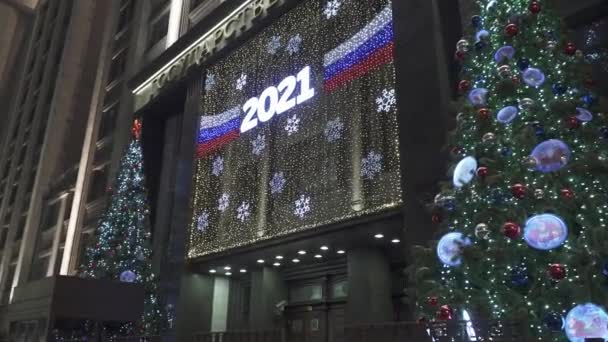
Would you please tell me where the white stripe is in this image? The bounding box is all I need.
[323,6,393,67]
[200,106,241,129]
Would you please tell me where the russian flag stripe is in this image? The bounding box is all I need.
[324,42,394,93]
[198,117,240,144]
[323,6,393,67]
[197,106,241,158]
[324,23,393,81]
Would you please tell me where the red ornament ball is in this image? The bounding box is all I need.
[511,75,521,85]
[566,116,581,129]
[502,221,521,239]
[437,305,454,320]
[458,80,471,93]
[428,296,439,307]
[505,23,519,37]
[560,188,575,200]
[548,263,567,280]
[478,108,491,120]
[451,146,463,156]
[477,166,489,178]
[564,42,577,56]
[584,78,595,88]
[511,183,528,199]
[528,1,541,13]
[432,213,442,224]
[454,50,466,62]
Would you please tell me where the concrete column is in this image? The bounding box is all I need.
[174,272,214,341]
[346,248,392,324]
[211,277,230,332]
[166,0,184,48]
[46,196,68,276]
[249,267,287,330]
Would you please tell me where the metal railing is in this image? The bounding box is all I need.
[114,336,164,342]
[345,320,529,342]
[193,330,283,342]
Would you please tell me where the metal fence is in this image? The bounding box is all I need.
[193,330,283,342]
[345,320,529,342]
[114,336,164,342]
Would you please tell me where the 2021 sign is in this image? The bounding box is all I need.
[240,66,315,133]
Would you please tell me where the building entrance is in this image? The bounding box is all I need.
[286,302,345,342]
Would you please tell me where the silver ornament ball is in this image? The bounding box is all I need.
[534,189,544,199]
[519,98,535,111]
[482,132,496,143]
[475,223,490,239]
[456,39,470,53]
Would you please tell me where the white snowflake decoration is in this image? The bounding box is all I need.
[267,35,282,55]
[218,193,230,212]
[251,134,266,156]
[324,0,342,19]
[237,201,251,222]
[285,115,300,136]
[236,73,247,90]
[205,73,216,91]
[212,156,224,177]
[324,118,344,143]
[361,151,383,180]
[376,88,396,113]
[270,172,286,195]
[197,211,210,232]
[294,194,311,218]
[286,34,303,55]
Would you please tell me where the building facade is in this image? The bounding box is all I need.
[0,0,605,340]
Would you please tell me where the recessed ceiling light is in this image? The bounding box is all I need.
[240,269,247,273]
[314,254,322,259]
[209,269,217,273]
[320,246,329,251]
[298,250,307,255]
[273,262,281,267]
[275,255,284,260]
[257,259,265,264]
[337,250,345,254]
[224,266,231,270]
[292,258,300,263]
[391,239,401,244]
[225,272,232,276]
[374,234,384,239]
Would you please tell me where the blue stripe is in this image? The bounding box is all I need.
[198,117,240,144]
[324,23,393,80]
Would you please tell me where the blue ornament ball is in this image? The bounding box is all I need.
[543,312,564,332]
[475,40,486,50]
[501,147,512,157]
[471,15,482,28]
[535,126,545,136]
[552,83,567,95]
[600,127,608,139]
[510,265,530,286]
[565,303,608,342]
[522,67,546,87]
[437,232,472,267]
[523,214,568,250]
[583,94,597,106]
[517,58,530,70]
[530,139,571,173]
[491,189,505,204]
[602,263,608,278]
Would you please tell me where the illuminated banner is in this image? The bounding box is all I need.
[188,0,402,258]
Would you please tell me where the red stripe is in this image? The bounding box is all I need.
[196,130,240,158]
[324,42,395,92]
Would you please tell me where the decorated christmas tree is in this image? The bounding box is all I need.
[412,1,608,341]
[80,119,165,335]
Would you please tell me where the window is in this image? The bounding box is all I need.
[147,13,169,49]
[98,106,118,140]
[15,215,27,241]
[30,256,50,281]
[190,0,205,11]
[117,0,134,32]
[8,186,18,205]
[87,167,108,202]
[108,50,127,83]
[3,211,11,226]
[42,202,59,230]
[289,284,323,303]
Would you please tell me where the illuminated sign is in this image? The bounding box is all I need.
[241,66,315,133]
[132,0,286,110]
[188,0,401,258]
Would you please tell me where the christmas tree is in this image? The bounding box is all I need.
[412,1,608,341]
[80,119,165,335]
